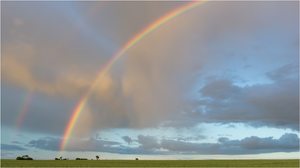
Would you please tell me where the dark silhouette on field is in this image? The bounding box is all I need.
[135,158,139,160]
[76,158,88,160]
[96,155,99,160]
[54,157,68,160]
[16,155,33,160]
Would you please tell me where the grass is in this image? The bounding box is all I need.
[1,159,299,167]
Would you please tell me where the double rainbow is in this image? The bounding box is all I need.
[60,0,206,151]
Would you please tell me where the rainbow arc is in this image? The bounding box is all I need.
[60,0,207,151]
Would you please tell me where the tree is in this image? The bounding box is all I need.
[16,155,33,160]
[96,155,99,160]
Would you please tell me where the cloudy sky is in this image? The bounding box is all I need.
[1,1,299,160]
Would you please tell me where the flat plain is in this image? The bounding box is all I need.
[1,159,299,167]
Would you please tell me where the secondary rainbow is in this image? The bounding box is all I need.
[16,92,33,129]
[60,0,207,151]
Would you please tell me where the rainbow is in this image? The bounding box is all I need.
[60,0,207,151]
[16,92,33,129]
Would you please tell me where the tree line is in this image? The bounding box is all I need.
[16,155,140,160]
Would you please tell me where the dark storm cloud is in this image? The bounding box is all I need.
[26,133,299,155]
[161,133,299,154]
[171,63,299,130]
[27,136,122,153]
[122,136,133,145]
[27,135,159,154]
[1,144,27,151]
[266,63,298,81]
[201,79,240,99]
[137,135,160,150]
[238,133,299,150]
[140,133,299,154]
[27,137,60,151]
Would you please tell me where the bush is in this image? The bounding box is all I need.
[16,157,22,160]
[16,155,33,160]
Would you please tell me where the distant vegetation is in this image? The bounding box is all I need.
[16,155,33,160]
[75,158,88,160]
[55,157,68,160]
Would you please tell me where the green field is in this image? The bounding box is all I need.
[1,159,299,167]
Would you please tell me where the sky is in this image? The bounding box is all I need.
[1,1,299,160]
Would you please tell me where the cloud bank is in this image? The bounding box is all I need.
[23,133,299,155]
